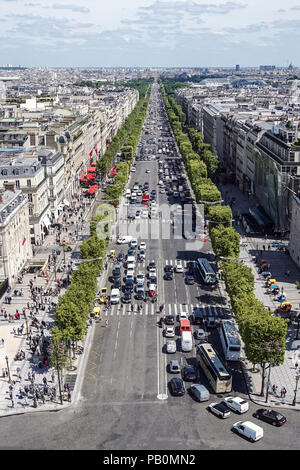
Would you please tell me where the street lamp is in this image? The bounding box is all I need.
[5,355,11,383]
[293,365,300,406]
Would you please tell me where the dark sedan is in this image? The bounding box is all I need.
[113,278,121,289]
[122,291,132,303]
[165,314,175,325]
[182,365,197,382]
[169,378,185,396]
[253,408,287,426]
[164,272,173,281]
[117,252,124,262]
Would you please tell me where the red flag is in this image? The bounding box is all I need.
[22,237,26,246]
[90,150,93,157]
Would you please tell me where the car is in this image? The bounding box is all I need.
[126,263,135,272]
[224,396,249,414]
[113,278,121,289]
[139,242,147,250]
[164,271,173,280]
[124,278,134,291]
[137,190,142,196]
[141,210,148,219]
[206,317,218,328]
[131,167,136,172]
[148,283,157,296]
[194,328,207,341]
[135,286,145,300]
[130,239,138,248]
[164,264,173,273]
[208,402,231,419]
[145,169,150,173]
[127,247,136,256]
[112,265,121,278]
[182,365,197,382]
[186,261,195,275]
[138,249,146,260]
[135,211,141,219]
[179,311,188,320]
[185,275,195,285]
[117,252,124,262]
[148,260,156,270]
[165,326,175,338]
[166,340,176,353]
[253,408,287,426]
[160,188,165,194]
[136,273,145,284]
[175,263,184,273]
[165,314,175,325]
[170,360,180,373]
[169,377,185,396]
[149,275,157,284]
[122,291,132,303]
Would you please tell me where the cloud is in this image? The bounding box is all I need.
[51,3,90,13]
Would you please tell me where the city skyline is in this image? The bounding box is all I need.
[0,0,299,68]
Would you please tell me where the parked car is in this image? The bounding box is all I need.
[182,365,197,382]
[208,402,231,419]
[164,271,173,280]
[232,421,263,442]
[169,378,185,396]
[224,396,249,414]
[189,384,210,402]
[253,408,287,426]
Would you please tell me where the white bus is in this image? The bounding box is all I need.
[220,320,241,361]
[197,342,232,393]
[197,258,217,285]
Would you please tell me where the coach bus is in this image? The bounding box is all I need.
[197,342,232,393]
[197,258,217,285]
[219,320,241,361]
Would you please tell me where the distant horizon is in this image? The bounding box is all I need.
[0,65,298,70]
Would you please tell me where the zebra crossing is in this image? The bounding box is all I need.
[102,302,226,318]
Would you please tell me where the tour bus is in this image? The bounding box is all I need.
[219,320,241,361]
[197,342,232,393]
[197,258,217,285]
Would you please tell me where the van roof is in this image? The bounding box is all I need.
[180,319,191,326]
[241,421,263,432]
[181,331,192,338]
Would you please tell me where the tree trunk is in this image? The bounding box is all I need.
[260,363,266,396]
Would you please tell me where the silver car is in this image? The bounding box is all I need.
[166,340,176,353]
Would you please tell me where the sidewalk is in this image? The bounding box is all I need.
[0,193,99,416]
[219,183,300,410]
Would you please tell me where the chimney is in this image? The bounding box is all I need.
[4,182,15,192]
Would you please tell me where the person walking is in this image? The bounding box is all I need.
[67,391,71,402]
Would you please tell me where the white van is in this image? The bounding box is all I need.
[110,288,120,304]
[117,236,133,244]
[125,189,131,198]
[232,421,264,442]
[181,331,193,352]
[189,384,210,402]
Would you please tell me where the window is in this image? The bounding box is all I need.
[27,180,31,188]
[15,180,20,189]
[28,194,33,203]
[29,207,33,216]
[1,170,7,176]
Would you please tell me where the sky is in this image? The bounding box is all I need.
[0,0,299,67]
